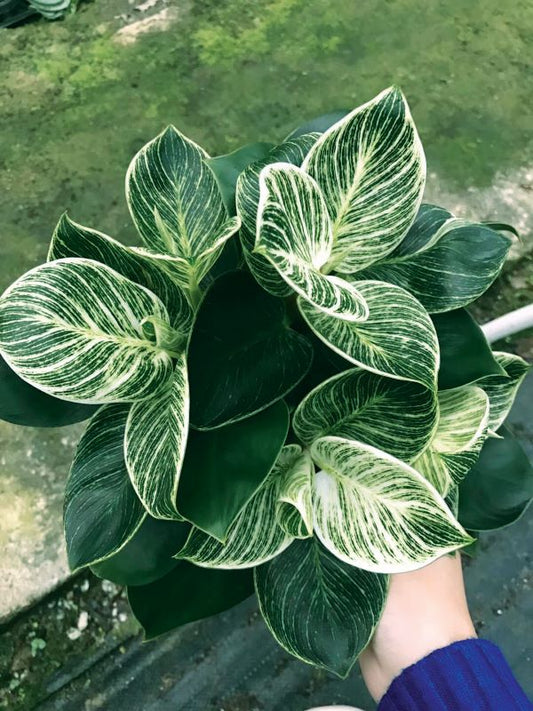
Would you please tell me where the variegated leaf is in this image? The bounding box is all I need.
[237,133,319,296]
[310,436,472,573]
[255,538,388,677]
[446,486,459,518]
[64,403,146,571]
[126,126,240,290]
[302,87,425,273]
[125,356,188,520]
[412,385,490,496]
[355,206,511,313]
[48,213,193,331]
[0,258,174,403]
[256,163,368,321]
[477,352,530,433]
[293,368,437,462]
[175,445,299,568]
[276,445,314,539]
[299,280,439,389]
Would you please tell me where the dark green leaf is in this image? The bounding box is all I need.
[356,206,511,312]
[206,142,274,215]
[188,271,312,429]
[128,562,254,640]
[458,429,533,531]
[285,111,349,140]
[64,404,145,571]
[91,516,190,586]
[177,400,289,541]
[0,354,96,427]
[255,538,388,677]
[481,222,520,238]
[432,309,505,389]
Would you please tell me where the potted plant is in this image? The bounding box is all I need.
[1,87,531,677]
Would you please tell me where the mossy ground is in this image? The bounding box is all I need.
[0,0,532,707]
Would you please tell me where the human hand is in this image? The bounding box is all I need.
[359,553,476,702]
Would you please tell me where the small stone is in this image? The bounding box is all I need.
[77,611,89,630]
[80,579,90,592]
[118,612,128,622]
[67,628,82,641]
[496,608,503,615]
[101,580,118,595]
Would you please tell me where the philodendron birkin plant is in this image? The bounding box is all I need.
[1,87,532,677]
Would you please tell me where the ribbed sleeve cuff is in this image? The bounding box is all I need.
[377,638,533,711]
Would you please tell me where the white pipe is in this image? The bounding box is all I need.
[481,304,533,344]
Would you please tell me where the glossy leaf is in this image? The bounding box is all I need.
[91,516,190,587]
[125,356,188,520]
[256,163,369,321]
[0,259,174,404]
[255,538,388,677]
[412,385,490,496]
[206,142,274,214]
[177,400,289,540]
[176,446,299,569]
[48,213,193,331]
[126,126,240,287]
[432,309,505,389]
[276,445,314,539]
[299,280,439,390]
[128,563,254,640]
[0,354,96,427]
[310,437,472,573]
[236,133,319,296]
[63,403,145,571]
[458,431,533,531]
[293,367,438,462]
[477,352,530,433]
[302,87,425,273]
[356,205,511,312]
[188,271,312,429]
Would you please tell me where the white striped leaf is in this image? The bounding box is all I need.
[237,133,319,296]
[355,206,511,313]
[126,126,240,289]
[302,87,425,273]
[64,403,146,571]
[412,385,490,496]
[293,368,438,462]
[125,355,188,520]
[310,436,472,573]
[477,352,530,433]
[255,538,388,677]
[0,258,174,404]
[446,486,459,518]
[276,445,314,539]
[299,280,439,390]
[175,446,299,568]
[256,163,368,322]
[48,214,193,332]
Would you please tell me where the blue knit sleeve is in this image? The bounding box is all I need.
[377,638,533,710]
